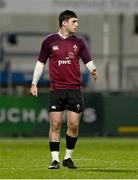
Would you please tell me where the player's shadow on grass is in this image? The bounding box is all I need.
[77,167,137,173]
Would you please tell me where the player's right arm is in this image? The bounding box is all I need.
[30,61,44,97]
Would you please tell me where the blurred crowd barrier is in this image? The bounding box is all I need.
[1,0,138,93]
[0,28,138,94]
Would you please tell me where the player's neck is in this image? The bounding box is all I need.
[58,29,72,39]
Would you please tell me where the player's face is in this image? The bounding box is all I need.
[64,18,78,34]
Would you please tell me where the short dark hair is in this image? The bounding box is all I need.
[59,10,77,28]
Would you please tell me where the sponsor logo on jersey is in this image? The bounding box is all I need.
[52,45,59,51]
[58,59,71,66]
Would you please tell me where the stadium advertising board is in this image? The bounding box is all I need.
[103,95,138,136]
[0,107,96,124]
[0,94,138,137]
[0,94,102,136]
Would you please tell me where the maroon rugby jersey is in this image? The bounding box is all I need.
[38,33,92,90]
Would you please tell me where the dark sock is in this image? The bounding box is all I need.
[66,134,78,150]
[49,142,60,152]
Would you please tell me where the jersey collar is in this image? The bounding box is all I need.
[58,31,72,39]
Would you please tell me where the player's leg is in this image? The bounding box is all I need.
[48,111,63,169]
[63,110,81,169]
[66,110,81,137]
[63,89,83,168]
[48,89,66,169]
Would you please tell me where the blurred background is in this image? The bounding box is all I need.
[0,0,138,137]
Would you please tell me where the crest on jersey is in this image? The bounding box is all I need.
[52,45,59,51]
[73,44,78,51]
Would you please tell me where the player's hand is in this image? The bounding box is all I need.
[91,69,98,80]
[30,84,38,97]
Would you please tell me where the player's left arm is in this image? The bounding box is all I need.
[79,39,98,80]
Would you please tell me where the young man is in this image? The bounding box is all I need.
[30,10,98,169]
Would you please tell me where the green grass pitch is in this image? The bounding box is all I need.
[0,137,138,179]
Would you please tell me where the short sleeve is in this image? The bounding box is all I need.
[79,39,92,64]
[37,38,50,64]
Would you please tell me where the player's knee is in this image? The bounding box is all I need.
[51,121,61,132]
[69,122,79,132]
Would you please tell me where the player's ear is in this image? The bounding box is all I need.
[62,20,67,27]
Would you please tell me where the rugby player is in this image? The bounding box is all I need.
[30,10,98,169]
